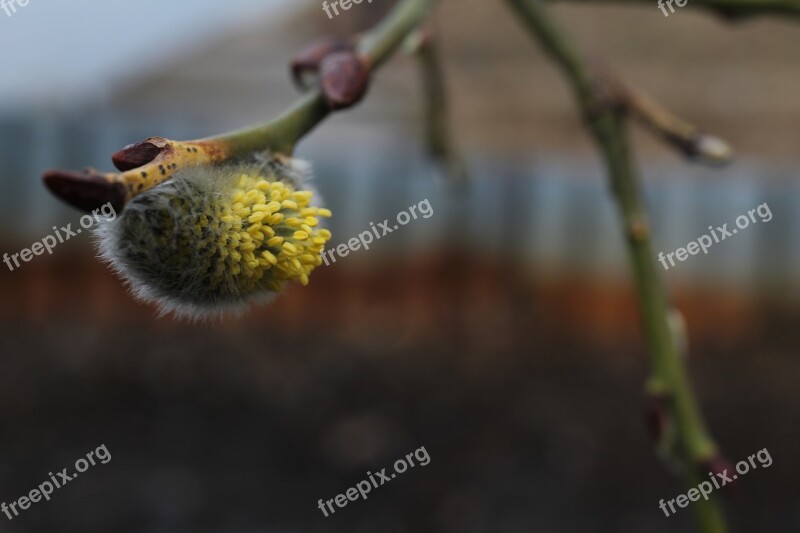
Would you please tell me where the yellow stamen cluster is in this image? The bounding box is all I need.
[214,173,332,292]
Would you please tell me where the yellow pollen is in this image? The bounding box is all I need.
[204,171,332,294]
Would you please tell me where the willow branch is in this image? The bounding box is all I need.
[589,61,733,165]
[44,0,437,212]
[222,0,437,155]
[505,1,728,531]
[406,23,468,183]
[547,0,800,18]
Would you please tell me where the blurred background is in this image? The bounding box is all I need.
[0,0,798,531]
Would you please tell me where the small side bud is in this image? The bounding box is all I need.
[644,393,669,443]
[664,131,732,166]
[320,51,370,111]
[43,169,127,213]
[403,25,434,55]
[712,7,749,22]
[691,134,733,166]
[111,139,165,171]
[702,456,740,496]
[290,38,352,90]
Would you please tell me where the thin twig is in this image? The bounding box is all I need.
[406,22,468,184]
[504,1,728,531]
[44,0,437,212]
[547,0,800,19]
[588,61,733,165]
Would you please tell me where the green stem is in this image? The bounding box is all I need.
[209,91,330,156]
[547,0,800,18]
[360,0,436,69]
[207,0,436,155]
[418,31,450,159]
[505,1,727,531]
[414,24,468,183]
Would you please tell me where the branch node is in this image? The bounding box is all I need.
[320,51,371,111]
[627,216,650,243]
[290,38,354,90]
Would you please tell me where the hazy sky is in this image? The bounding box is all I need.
[0,0,295,109]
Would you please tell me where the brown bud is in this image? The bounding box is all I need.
[320,51,370,111]
[111,139,164,171]
[403,24,435,55]
[702,456,740,497]
[644,393,669,443]
[43,169,127,213]
[682,133,733,166]
[712,7,748,22]
[290,39,352,90]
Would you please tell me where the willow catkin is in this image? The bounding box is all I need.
[93,156,331,320]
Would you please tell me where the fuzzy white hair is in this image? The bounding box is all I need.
[93,156,323,321]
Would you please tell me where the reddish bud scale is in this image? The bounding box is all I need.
[644,393,669,443]
[290,39,352,90]
[43,169,127,213]
[111,140,164,171]
[320,51,370,111]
